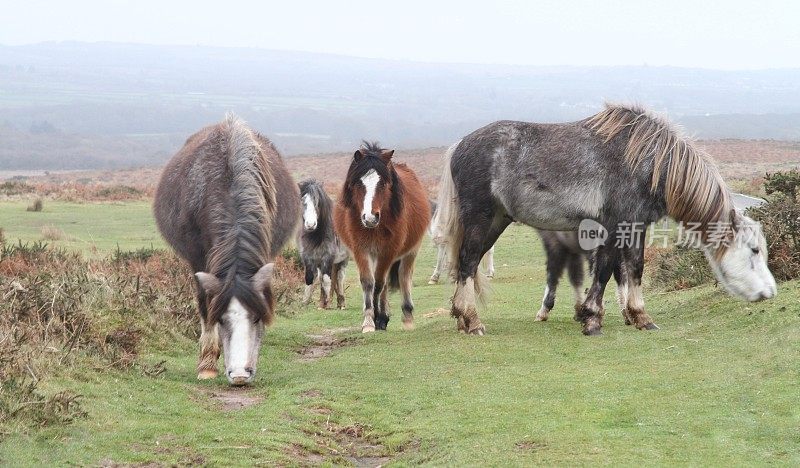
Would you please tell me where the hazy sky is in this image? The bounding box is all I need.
[1,0,798,69]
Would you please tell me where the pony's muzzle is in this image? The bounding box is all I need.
[303,221,317,232]
[361,212,380,228]
[227,367,255,386]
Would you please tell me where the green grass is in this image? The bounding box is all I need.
[0,200,164,254]
[1,203,798,466]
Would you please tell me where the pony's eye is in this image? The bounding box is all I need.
[751,247,760,255]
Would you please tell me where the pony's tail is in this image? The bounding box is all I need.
[388,260,401,291]
[436,141,488,302]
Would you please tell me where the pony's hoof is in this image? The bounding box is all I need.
[362,325,375,333]
[338,305,346,310]
[535,308,550,321]
[197,369,218,380]
[427,279,438,285]
[402,320,415,331]
[468,324,485,336]
[582,326,603,336]
[643,322,660,330]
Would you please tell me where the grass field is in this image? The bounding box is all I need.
[0,201,798,466]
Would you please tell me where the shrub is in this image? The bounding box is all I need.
[0,244,198,435]
[763,169,800,199]
[95,185,144,201]
[647,245,715,291]
[26,198,43,212]
[0,181,34,196]
[748,172,800,281]
[40,225,64,240]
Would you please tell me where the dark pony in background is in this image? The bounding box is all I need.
[437,103,776,336]
[334,142,431,332]
[298,179,349,309]
[154,114,300,385]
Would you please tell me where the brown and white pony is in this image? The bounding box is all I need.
[154,114,300,385]
[334,142,431,332]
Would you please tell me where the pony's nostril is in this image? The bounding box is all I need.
[374,212,380,222]
[245,367,254,376]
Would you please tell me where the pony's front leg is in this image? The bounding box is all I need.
[198,319,220,379]
[332,261,346,310]
[613,261,632,325]
[354,253,376,333]
[429,242,447,284]
[372,258,393,331]
[318,261,333,310]
[193,283,219,379]
[302,262,317,305]
[622,245,659,330]
[576,246,616,335]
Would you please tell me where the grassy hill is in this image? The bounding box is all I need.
[0,201,797,465]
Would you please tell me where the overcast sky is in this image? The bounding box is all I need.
[1,0,798,69]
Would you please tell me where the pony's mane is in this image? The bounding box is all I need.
[299,179,333,242]
[585,104,734,252]
[342,141,403,218]
[207,113,277,324]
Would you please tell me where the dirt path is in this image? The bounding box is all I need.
[296,327,358,362]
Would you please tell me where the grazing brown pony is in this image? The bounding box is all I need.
[154,114,300,385]
[334,142,431,332]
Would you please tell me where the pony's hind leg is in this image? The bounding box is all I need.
[623,244,659,331]
[536,245,567,321]
[399,251,418,330]
[568,253,587,319]
[483,245,496,278]
[429,242,447,284]
[452,215,510,335]
[576,246,617,335]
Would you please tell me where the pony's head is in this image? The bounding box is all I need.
[195,264,274,385]
[342,141,403,229]
[703,212,777,302]
[299,179,328,233]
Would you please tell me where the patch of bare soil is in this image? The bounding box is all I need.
[296,327,358,362]
[205,386,263,411]
[292,419,392,468]
[515,439,548,452]
[422,307,449,319]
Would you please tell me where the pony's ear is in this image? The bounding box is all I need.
[353,149,365,161]
[252,263,275,291]
[195,272,221,296]
[380,149,394,162]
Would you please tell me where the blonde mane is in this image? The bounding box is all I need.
[586,104,733,253]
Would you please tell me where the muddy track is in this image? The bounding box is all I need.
[296,327,359,363]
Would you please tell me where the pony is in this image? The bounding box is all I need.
[334,142,431,332]
[428,200,495,284]
[298,179,349,309]
[153,114,300,385]
[436,103,777,336]
[533,230,592,323]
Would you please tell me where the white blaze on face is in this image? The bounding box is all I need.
[226,298,251,374]
[360,169,381,224]
[302,193,318,231]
